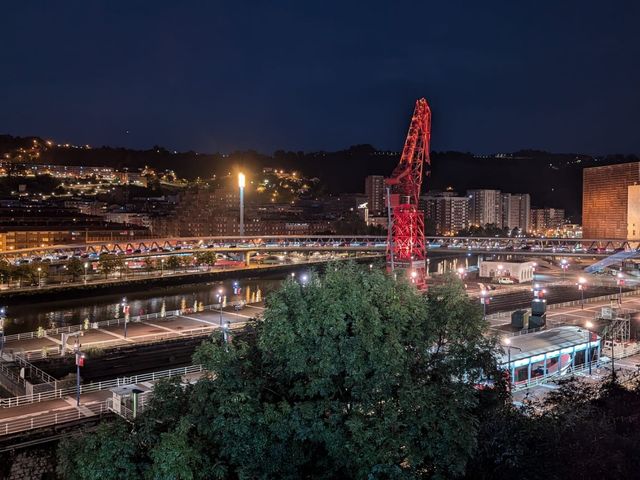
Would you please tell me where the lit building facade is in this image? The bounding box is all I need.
[583,162,640,239]
[364,175,385,215]
[502,193,531,233]
[422,192,470,235]
[467,189,502,228]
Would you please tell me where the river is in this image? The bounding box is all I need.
[1,254,478,334]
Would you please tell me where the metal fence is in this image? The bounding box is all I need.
[485,288,640,324]
[0,399,112,437]
[2,299,262,345]
[0,364,204,408]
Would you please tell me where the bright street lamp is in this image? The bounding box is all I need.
[560,258,569,279]
[84,262,89,284]
[37,267,42,287]
[122,297,129,338]
[617,272,624,305]
[217,288,224,327]
[578,277,587,310]
[480,289,489,320]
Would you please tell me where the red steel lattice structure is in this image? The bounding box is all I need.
[385,98,431,289]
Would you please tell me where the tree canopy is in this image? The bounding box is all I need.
[57,264,502,479]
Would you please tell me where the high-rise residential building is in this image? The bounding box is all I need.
[422,192,470,235]
[583,162,640,239]
[467,189,502,228]
[364,175,385,215]
[531,207,565,234]
[502,193,531,233]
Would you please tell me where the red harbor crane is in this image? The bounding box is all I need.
[385,98,431,289]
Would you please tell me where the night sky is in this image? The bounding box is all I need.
[2,1,639,154]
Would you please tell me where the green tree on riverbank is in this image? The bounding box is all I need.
[57,265,502,479]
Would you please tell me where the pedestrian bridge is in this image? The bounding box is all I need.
[0,235,634,264]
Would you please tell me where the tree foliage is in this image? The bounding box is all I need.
[58,264,501,479]
[98,254,123,278]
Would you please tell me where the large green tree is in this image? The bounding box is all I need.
[58,265,502,479]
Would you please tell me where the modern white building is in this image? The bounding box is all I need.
[479,259,535,283]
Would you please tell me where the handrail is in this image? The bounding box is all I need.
[2,298,263,345]
[0,400,111,437]
[0,364,204,408]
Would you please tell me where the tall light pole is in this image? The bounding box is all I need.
[480,290,488,320]
[617,272,624,305]
[74,341,85,406]
[122,297,129,338]
[238,172,245,237]
[585,320,593,375]
[37,267,42,287]
[84,262,89,284]
[217,288,224,328]
[0,307,6,359]
[578,277,587,310]
[560,258,568,280]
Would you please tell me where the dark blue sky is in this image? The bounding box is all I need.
[2,1,639,154]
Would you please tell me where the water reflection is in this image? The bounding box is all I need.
[2,254,478,335]
[3,276,284,335]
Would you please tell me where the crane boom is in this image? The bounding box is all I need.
[385,98,431,289]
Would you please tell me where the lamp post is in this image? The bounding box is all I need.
[161,258,165,277]
[617,272,624,305]
[222,320,230,348]
[74,341,85,406]
[503,337,522,388]
[410,270,417,284]
[560,259,568,280]
[0,307,6,359]
[585,320,593,375]
[578,277,587,310]
[84,262,89,284]
[122,297,129,338]
[238,172,245,237]
[217,288,224,328]
[496,264,503,282]
[37,267,42,287]
[480,290,488,320]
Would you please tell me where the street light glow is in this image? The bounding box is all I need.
[585,320,593,329]
[578,277,586,284]
[503,337,511,345]
[238,172,246,188]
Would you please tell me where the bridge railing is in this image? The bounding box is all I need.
[0,364,204,408]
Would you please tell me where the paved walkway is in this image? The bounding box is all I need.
[0,370,205,437]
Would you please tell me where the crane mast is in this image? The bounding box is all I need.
[385,98,431,289]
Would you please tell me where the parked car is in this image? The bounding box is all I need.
[497,277,515,285]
